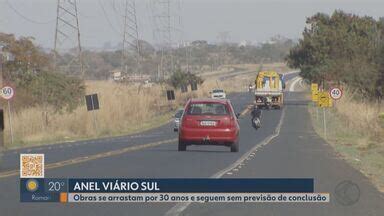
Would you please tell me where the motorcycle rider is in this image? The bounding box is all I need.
[251,103,262,129]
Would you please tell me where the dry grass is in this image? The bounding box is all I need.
[309,88,384,192]
[5,82,192,147]
[3,63,287,148]
[3,68,258,148]
[199,63,289,78]
[334,89,383,136]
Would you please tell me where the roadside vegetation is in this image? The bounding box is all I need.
[4,70,259,148]
[287,11,384,192]
[309,90,384,192]
[3,61,287,148]
[67,36,295,79]
[0,29,292,149]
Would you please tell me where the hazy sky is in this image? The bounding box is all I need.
[0,0,383,49]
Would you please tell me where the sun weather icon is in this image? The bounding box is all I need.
[26,179,39,192]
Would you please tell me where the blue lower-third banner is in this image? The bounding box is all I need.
[68,178,314,193]
[20,178,330,203]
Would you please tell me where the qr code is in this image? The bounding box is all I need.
[20,154,45,178]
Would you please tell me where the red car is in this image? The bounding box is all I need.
[178,98,240,152]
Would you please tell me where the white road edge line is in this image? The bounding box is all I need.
[284,70,300,75]
[299,78,305,89]
[165,108,286,216]
[289,76,302,92]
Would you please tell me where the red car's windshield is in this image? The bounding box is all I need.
[186,103,229,116]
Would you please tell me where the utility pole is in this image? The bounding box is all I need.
[53,0,84,78]
[121,0,141,76]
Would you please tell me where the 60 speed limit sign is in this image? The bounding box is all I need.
[1,86,15,100]
[330,87,342,100]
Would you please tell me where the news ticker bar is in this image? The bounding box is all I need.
[20,178,329,203]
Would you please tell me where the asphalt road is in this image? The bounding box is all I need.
[1,72,383,216]
[182,91,384,216]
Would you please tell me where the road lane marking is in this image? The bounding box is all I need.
[284,70,300,75]
[289,76,302,92]
[299,78,305,89]
[0,100,253,179]
[0,138,177,179]
[165,107,286,216]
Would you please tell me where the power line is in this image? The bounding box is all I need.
[110,0,124,17]
[5,0,54,24]
[97,0,122,36]
[151,0,174,80]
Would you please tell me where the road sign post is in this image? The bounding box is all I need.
[317,91,331,140]
[7,100,13,145]
[316,106,319,121]
[191,82,198,91]
[323,108,327,139]
[85,94,99,131]
[1,86,15,145]
[311,83,319,120]
[181,85,188,93]
[166,90,175,101]
[311,83,319,102]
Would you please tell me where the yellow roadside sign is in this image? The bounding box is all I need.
[311,83,318,92]
[312,91,318,102]
[328,96,333,107]
[318,91,331,108]
[311,83,318,102]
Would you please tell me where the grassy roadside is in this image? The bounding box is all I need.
[6,113,173,150]
[3,84,194,150]
[199,63,289,78]
[308,100,384,193]
[2,63,281,150]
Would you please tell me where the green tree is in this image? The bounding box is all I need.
[168,68,204,89]
[0,33,85,113]
[286,11,384,98]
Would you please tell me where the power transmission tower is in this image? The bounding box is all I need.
[151,0,174,80]
[53,0,84,78]
[121,0,141,75]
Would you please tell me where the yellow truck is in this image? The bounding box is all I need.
[254,71,285,109]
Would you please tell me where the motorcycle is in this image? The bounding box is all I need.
[252,117,261,129]
[264,97,272,110]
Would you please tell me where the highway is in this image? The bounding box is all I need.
[0,73,383,216]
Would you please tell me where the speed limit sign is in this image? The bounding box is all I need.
[330,87,342,100]
[1,86,15,100]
